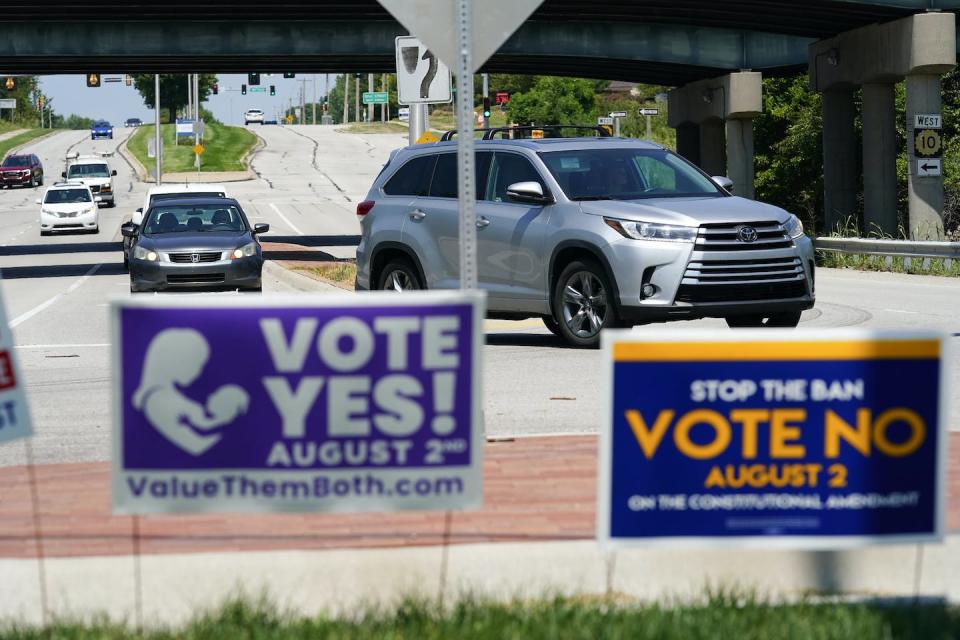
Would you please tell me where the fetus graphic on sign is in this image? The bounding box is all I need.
[395,36,452,105]
[131,329,249,456]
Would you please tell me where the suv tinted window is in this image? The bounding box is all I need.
[487,153,543,202]
[383,155,436,196]
[427,152,492,200]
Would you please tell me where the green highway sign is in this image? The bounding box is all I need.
[249,86,267,93]
[363,91,389,105]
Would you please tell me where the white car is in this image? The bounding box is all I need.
[244,109,264,125]
[62,154,117,207]
[124,183,229,268]
[37,181,101,236]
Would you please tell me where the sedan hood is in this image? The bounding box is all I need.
[139,231,251,252]
[1,165,30,171]
[578,196,791,227]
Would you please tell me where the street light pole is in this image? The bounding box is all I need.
[354,74,360,123]
[155,74,162,186]
[342,73,349,124]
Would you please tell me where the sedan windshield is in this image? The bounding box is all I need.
[67,164,110,178]
[2,155,29,167]
[45,189,91,204]
[539,148,723,201]
[144,204,247,234]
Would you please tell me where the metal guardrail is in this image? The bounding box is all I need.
[814,237,960,260]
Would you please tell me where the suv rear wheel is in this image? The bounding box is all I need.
[726,311,802,328]
[552,259,618,348]
[377,258,423,291]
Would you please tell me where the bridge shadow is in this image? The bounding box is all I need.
[0,262,126,279]
[263,248,347,263]
[0,241,124,256]
[485,332,567,348]
[261,234,360,247]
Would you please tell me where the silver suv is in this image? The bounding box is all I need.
[355,134,815,347]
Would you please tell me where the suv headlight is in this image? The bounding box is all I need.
[604,217,698,242]
[232,242,258,259]
[133,246,158,262]
[784,215,805,239]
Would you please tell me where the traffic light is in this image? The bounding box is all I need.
[241,84,247,95]
[212,83,219,95]
[269,85,276,96]
[4,77,14,90]
[86,73,100,88]
[283,73,295,79]
[248,72,260,86]
[482,96,491,119]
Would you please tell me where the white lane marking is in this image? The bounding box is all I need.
[15,343,109,349]
[883,308,921,315]
[269,202,304,236]
[9,263,102,328]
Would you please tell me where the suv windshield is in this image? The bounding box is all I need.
[45,189,91,204]
[67,164,110,178]
[144,204,247,234]
[539,148,723,201]
[3,156,29,167]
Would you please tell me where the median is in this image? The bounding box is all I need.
[124,121,259,182]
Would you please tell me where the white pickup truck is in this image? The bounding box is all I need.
[62,154,117,207]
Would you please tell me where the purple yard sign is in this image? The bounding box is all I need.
[111,292,485,513]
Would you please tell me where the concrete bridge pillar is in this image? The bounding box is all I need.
[668,71,762,198]
[861,82,898,237]
[809,12,956,238]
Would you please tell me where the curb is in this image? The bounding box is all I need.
[119,126,261,184]
[263,260,345,293]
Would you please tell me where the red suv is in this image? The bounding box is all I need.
[1,154,43,188]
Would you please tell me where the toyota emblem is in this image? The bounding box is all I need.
[736,226,758,243]
[191,253,200,263]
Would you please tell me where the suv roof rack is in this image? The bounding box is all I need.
[439,124,613,142]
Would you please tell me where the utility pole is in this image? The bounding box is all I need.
[342,73,349,124]
[186,74,192,121]
[354,73,360,123]
[155,74,162,186]
[367,73,375,123]
[194,73,200,120]
[312,75,317,125]
[381,73,387,122]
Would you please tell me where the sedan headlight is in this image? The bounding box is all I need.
[133,246,158,262]
[232,242,258,260]
[784,215,805,239]
[604,217,698,242]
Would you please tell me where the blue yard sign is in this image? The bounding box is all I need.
[111,293,485,514]
[598,330,948,548]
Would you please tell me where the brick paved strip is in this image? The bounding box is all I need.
[0,434,956,559]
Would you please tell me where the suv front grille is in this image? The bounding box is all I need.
[89,185,100,193]
[167,273,225,284]
[695,221,792,251]
[168,251,222,263]
[677,280,808,303]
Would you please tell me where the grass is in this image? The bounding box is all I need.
[0,129,51,160]
[2,593,959,639]
[298,261,356,287]
[127,122,257,173]
[338,121,410,134]
[815,216,960,277]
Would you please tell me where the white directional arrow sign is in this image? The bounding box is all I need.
[378,0,543,71]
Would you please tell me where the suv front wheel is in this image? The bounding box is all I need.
[377,258,423,291]
[552,259,618,348]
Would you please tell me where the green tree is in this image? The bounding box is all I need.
[132,74,217,123]
[507,77,600,125]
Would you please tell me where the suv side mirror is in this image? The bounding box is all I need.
[712,176,734,192]
[253,223,270,235]
[112,170,117,176]
[120,222,139,238]
[506,181,552,205]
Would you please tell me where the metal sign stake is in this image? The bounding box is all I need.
[456,0,478,290]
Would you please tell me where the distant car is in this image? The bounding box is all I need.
[244,109,264,125]
[0,154,43,188]
[122,197,269,293]
[62,155,117,207]
[91,120,113,140]
[37,181,101,236]
[124,118,142,128]
[263,119,278,125]
[124,183,230,269]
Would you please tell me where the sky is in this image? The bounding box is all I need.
[38,74,336,126]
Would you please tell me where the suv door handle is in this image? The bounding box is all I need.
[476,216,490,229]
[409,209,427,221]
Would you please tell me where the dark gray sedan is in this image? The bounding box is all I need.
[121,197,269,293]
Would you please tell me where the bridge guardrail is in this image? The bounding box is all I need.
[814,236,960,261]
